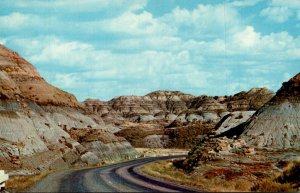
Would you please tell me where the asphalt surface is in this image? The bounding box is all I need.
[28,155,202,192]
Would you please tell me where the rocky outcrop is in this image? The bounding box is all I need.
[0,45,138,171]
[174,136,256,171]
[240,73,300,148]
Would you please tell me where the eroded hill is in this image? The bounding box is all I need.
[0,45,138,173]
[83,87,274,148]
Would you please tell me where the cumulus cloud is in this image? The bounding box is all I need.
[260,0,300,22]
[161,4,241,39]
[260,6,292,23]
[28,38,107,68]
[271,0,300,8]
[101,11,173,36]
[233,26,260,48]
[0,12,39,29]
[99,3,242,39]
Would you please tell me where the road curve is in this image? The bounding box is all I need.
[28,155,202,192]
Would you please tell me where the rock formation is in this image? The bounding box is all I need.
[0,45,138,171]
[83,86,274,148]
[84,88,274,125]
[240,73,300,148]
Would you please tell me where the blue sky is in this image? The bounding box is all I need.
[0,0,299,101]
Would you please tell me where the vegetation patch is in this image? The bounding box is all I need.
[141,156,300,192]
[252,160,300,192]
[141,160,254,192]
[5,170,53,192]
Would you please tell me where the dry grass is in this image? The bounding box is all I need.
[141,160,253,192]
[142,159,300,192]
[251,160,300,192]
[251,179,293,192]
[136,148,188,157]
[5,170,53,192]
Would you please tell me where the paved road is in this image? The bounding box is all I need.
[28,155,202,192]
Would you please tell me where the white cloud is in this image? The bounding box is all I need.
[0,12,36,29]
[101,11,173,36]
[271,0,300,8]
[100,3,242,38]
[0,2,149,36]
[260,6,292,23]
[233,26,260,48]
[28,38,108,68]
[0,12,60,33]
[161,4,241,39]
[260,0,300,22]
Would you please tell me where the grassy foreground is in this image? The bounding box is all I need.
[140,160,253,192]
[5,170,53,192]
[141,159,299,192]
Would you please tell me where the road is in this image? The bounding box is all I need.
[29,155,202,192]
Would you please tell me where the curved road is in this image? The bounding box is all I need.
[29,155,202,192]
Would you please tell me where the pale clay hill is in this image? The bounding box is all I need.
[240,73,300,148]
[0,45,138,173]
[177,73,300,177]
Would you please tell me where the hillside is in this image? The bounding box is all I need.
[240,73,300,148]
[0,45,138,172]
